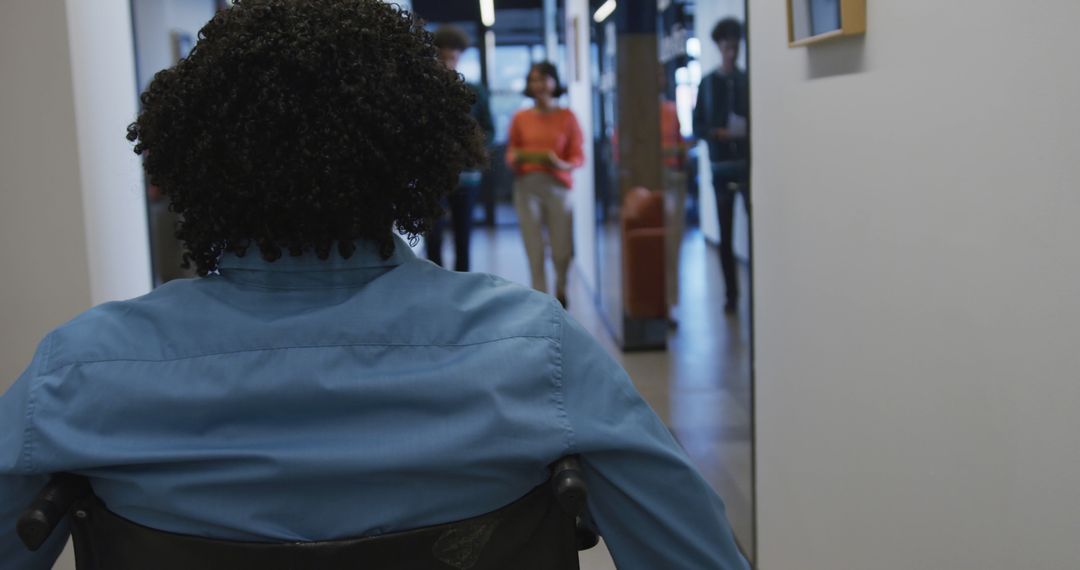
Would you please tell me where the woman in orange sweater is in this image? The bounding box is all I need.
[506,62,584,307]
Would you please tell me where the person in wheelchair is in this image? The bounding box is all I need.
[0,1,748,568]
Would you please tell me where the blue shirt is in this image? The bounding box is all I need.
[1,236,748,569]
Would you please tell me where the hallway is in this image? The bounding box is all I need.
[450,226,755,566]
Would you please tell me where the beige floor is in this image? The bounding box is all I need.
[465,226,755,567]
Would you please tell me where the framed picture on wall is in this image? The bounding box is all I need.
[787,0,866,47]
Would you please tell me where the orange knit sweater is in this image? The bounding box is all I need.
[506,107,584,189]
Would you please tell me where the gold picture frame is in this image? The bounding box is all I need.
[787,0,866,48]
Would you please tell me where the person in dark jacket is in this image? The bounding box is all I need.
[693,18,749,314]
[426,25,494,272]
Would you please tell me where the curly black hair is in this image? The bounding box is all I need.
[523,62,567,98]
[711,18,744,45]
[128,0,487,276]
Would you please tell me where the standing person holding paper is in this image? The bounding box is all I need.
[507,62,585,308]
[693,18,750,315]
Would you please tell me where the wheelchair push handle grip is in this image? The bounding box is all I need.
[551,456,587,516]
[17,474,90,551]
[550,456,600,551]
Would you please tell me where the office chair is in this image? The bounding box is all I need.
[18,456,599,569]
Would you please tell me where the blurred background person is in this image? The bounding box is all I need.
[425,25,494,272]
[507,62,584,307]
[693,18,749,315]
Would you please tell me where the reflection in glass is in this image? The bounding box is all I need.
[791,0,841,41]
[592,19,622,341]
[810,0,841,36]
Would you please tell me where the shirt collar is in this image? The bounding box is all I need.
[216,234,417,288]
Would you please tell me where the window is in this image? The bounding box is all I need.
[489,45,533,143]
[458,48,482,84]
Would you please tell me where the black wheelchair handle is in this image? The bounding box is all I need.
[551,456,587,517]
[17,473,91,551]
[550,456,600,551]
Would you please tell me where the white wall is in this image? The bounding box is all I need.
[566,0,597,292]
[1,2,149,566]
[0,1,93,385]
[752,0,1080,568]
[67,0,152,305]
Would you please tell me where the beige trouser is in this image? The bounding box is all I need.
[663,169,688,308]
[513,172,574,295]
